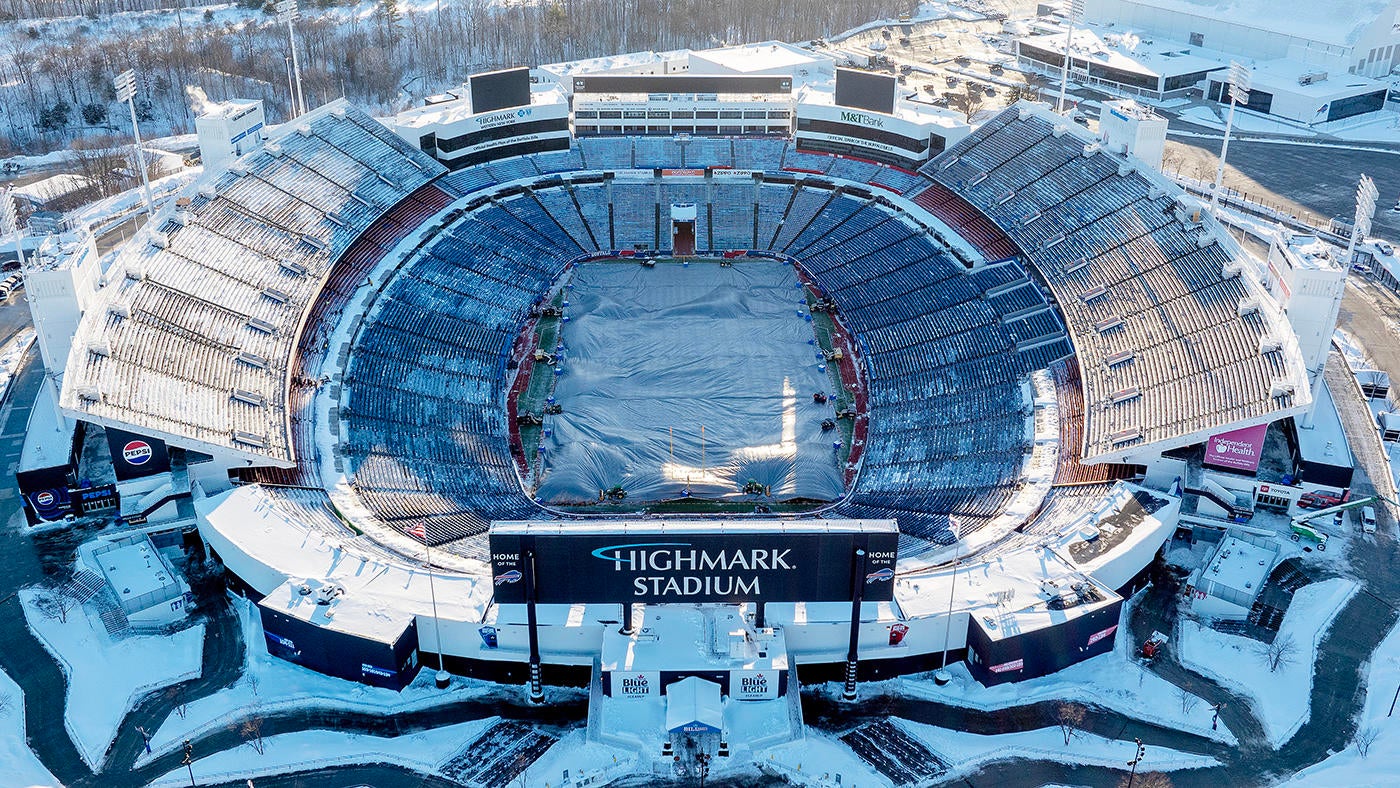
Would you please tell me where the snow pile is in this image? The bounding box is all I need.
[1283,616,1400,785]
[1180,577,1359,747]
[19,587,204,769]
[0,669,61,788]
[148,718,498,787]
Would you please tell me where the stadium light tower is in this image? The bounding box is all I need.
[1055,0,1086,114]
[1210,61,1251,212]
[1345,174,1379,266]
[277,0,307,117]
[113,70,155,217]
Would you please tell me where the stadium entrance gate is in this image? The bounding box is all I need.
[671,203,697,256]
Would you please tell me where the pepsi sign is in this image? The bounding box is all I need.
[27,488,70,522]
[105,429,171,480]
[122,440,153,465]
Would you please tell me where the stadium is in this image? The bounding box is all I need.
[33,59,1318,742]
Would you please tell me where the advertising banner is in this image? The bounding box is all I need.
[489,526,899,605]
[610,670,661,698]
[1203,423,1269,472]
[989,658,1024,674]
[105,428,171,481]
[731,669,779,700]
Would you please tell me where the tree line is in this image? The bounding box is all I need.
[0,0,907,155]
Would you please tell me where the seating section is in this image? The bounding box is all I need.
[923,105,1306,460]
[62,101,444,463]
[339,170,1063,546]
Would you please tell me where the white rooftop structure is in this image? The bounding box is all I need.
[895,544,1119,638]
[1084,0,1400,76]
[689,41,832,81]
[197,485,494,637]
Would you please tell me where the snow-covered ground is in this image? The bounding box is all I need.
[899,718,1219,780]
[0,669,61,788]
[18,587,204,769]
[1179,578,1359,748]
[140,595,513,766]
[148,717,498,787]
[1283,615,1400,786]
[1179,105,1311,135]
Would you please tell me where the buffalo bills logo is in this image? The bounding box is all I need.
[494,570,522,585]
[865,567,895,583]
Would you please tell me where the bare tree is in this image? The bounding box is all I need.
[1056,702,1087,746]
[1177,687,1200,715]
[33,589,77,624]
[1263,634,1298,673]
[1355,725,1380,758]
[231,714,266,755]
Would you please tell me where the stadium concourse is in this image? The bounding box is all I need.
[54,97,1310,713]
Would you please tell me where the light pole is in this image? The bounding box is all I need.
[277,0,307,117]
[933,516,964,685]
[404,523,451,689]
[1055,0,1085,114]
[1125,737,1145,787]
[181,738,196,787]
[113,69,155,217]
[1211,61,1251,212]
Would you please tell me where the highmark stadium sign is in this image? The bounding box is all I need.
[488,523,899,605]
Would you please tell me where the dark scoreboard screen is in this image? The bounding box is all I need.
[469,67,531,113]
[834,68,897,115]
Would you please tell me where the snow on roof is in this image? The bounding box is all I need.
[539,49,689,79]
[1242,59,1389,99]
[1296,379,1355,469]
[1282,234,1344,271]
[1198,535,1274,595]
[796,82,969,128]
[198,485,495,635]
[1105,0,1395,49]
[894,545,1119,636]
[93,534,180,605]
[14,174,93,206]
[600,606,789,673]
[689,41,825,74]
[1021,26,1225,79]
[665,675,723,733]
[18,362,70,473]
[395,84,568,130]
